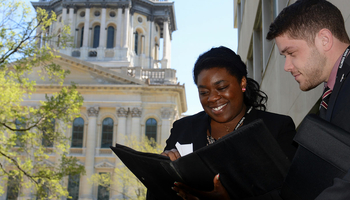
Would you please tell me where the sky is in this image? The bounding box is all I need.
[170,1,238,115]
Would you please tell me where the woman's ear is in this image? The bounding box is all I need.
[241,76,247,89]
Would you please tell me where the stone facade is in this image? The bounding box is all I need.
[234,0,350,126]
[1,0,187,199]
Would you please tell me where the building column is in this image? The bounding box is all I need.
[147,17,154,69]
[66,7,75,54]
[98,7,107,60]
[99,8,107,48]
[131,107,142,139]
[129,11,134,54]
[161,19,169,68]
[19,175,34,200]
[69,7,75,36]
[82,7,90,48]
[122,6,130,49]
[116,7,123,49]
[79,107,99,200]
[62,7,67,24]
[116,107,127,145]
[81,7,90,59]
[160,108,174,146]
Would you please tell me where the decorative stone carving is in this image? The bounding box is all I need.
[87,107,99,117]
[131,107,142,118]
[38,160,55,167]
[117,107,128,117]
[95,160,114,168]
[161,107,173,119]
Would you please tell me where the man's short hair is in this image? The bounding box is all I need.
[266,0,350,44]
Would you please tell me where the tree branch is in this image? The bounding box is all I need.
[1,117,45,132]
[0,18,43,65]
[0,150,38,184]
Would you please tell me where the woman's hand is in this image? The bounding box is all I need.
[172,174,230,200]
[161,148,181,161]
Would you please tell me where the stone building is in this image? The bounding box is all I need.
[234,0,350,126]
[1,0,187,199]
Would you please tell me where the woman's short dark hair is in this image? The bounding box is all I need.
[193,46,268,110]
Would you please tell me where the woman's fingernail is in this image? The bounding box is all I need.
[174,181,178,185]
[216,173,220,180]
[177,193,181,196]
[171,187,175,191]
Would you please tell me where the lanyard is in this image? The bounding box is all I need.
[208,106,253,136]
[337,45,350,83]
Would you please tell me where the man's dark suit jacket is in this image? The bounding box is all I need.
[315,49,350,199]
[164,108,297,163]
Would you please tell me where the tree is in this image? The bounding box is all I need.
[0,0,84,199]
[90,137,163,200]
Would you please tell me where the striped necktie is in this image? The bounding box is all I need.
[319,86,332,118]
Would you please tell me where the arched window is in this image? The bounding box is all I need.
[42,119,55,147]
[97,172,110,200]
[101,118,113,148]
[68,174,80,200]
[106,26,115,49]
[80,26,84,47]
[145,118,157,141]
[71,117,84,148]
[36,179,49,200]
[93,25,100,48]
[6,172,20,200]
[134,31,139,55]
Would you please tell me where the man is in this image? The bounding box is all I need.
[266,0,350,199]
[174,0,350,199]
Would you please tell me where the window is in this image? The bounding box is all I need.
[71,117,84,148]
[93,25,100,48]
[80,11,85,17]
[106,26,115,49]
[42,119,55,147]
[57,35,60,47]
[36,179,49,200]
[80,26,84,47]
[6,172,20,200]
[94,11,101,17]
[101,118,113,148]
[97,173,110,200]
[145,118,157,141]
[14,118,25,147]
[67,174,80,200]
[134,31,139,55]
[109,11,116,17]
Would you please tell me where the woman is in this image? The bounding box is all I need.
[162,46,296,162]
[149,46,297,200]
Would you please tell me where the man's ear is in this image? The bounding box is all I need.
[316,28,333,52]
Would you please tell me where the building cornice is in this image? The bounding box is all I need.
[33,83,187,113]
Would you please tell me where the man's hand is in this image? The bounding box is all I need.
[172,174,230,200]
[161,148,181,161]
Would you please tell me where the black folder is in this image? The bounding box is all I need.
[110,119,291,200]
[281,114,350,200]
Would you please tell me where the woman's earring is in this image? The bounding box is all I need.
[242,88,246,92]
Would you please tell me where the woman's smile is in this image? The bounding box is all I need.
[211,103,228,113]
